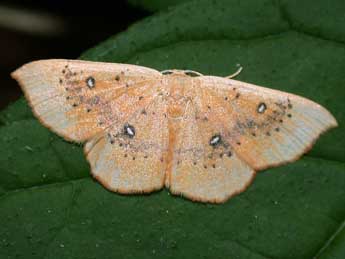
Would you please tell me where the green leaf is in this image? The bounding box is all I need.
[1,0,345,258]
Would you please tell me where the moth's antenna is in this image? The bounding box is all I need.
[225,65,243,79]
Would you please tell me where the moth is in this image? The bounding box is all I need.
[11,59,337,203]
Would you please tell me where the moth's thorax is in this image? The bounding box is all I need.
[165,75,195,119]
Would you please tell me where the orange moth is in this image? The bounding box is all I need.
[11,59,337,203]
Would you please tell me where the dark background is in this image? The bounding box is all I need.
[0,0,149,109]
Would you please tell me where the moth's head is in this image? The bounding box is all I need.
[161,69,203,77]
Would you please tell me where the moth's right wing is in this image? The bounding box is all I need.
[166,75,337,203]
[198,76,338,170]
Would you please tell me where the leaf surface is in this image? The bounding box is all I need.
[1,0,344,258]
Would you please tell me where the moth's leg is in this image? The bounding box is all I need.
[183,70,204,77]
[225,65,243,79]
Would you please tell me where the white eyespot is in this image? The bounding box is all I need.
[257,102,267,113]
[86,77,95,89]
[124,124,135,138]
[210,134,221,146]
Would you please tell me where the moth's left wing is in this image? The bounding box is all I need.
[11,59,161,142]
[84,95,169,193]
